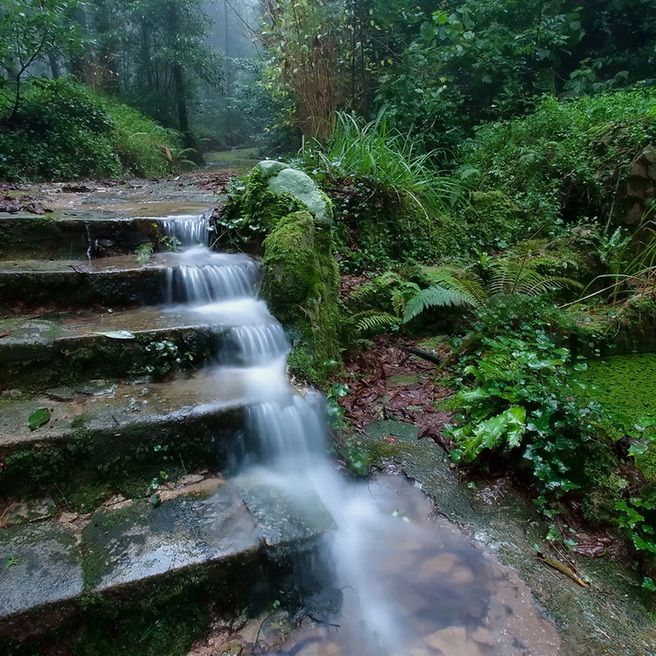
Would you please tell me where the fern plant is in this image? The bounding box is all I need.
[348,271,420,334]
[403,255,581,323]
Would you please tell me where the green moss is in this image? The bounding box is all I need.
[3,447,66,488]
[261,212,342,385]
[583,354,656,420]
[218,163,344,385]
[582,354,656,482]
[216,169,307,251]
[261,211,320,313]
[0,409,239,511]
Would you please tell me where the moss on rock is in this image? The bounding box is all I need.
[216,162,343,385]
[261,211,341,384]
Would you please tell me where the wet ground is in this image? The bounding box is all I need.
[188,473,560,656]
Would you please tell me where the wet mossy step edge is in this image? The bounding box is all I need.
[0,215,172,259]
[0,376,252,495]
[0,313,228,388]
[0,480,336,641]
[0,258,171,307]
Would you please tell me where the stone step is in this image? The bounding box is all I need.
[0,214,169,260]
[0,253,258,309]
[0,479,335,642]
[0,308,219,388]
[0,255,171,308]
[0,369,261,495]
[0,300,285,388]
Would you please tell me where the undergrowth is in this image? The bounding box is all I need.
[0,77,186,181]
[459,89,656,236]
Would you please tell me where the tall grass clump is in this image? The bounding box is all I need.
[297,111,459,216]
[0,76,184,181]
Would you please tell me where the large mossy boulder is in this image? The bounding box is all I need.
[215,162,341,384]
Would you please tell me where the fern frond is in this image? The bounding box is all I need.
[349,283,380,304]
[403,285,477,323]
[421,266,487,308]
[352,311,401,333]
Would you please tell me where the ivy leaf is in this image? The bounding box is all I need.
[27,408,51,431]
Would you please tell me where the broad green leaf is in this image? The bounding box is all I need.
[27,408,51,431]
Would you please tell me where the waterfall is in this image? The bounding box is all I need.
[160,212,412,651]
[160,213,532,656]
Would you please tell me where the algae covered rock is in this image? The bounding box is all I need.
[216,161,333,251]
[216,162,341,384]
[261,211,319,313]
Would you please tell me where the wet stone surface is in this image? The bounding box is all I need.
[238,473,336,547]
[83,484,260,591]
[0,369,249,455]
[362,421,656,656]
[0,522,83,618]
[190,474,561,656]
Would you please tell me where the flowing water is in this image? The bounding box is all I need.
[162,214,560,656]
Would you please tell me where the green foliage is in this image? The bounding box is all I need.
[403,253,581,323]
[298,111,459,217]
[108,102,185,177]
[0,0,84,118]
[26,407,51,431]
[260,0,349,139]
[459,90,656,233]
[461,191,522,251]
[0,77,182,181]
[447,325,616,511]
[403,285,476,322]
[373,0,655,154]
[296,113,462,269]
[215,170,306,251]
[348,271,420,334]
[135,242,155,264]
[140,339,195,378]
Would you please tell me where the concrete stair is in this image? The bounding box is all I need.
[0,309,229,388]
[0,480,334,641]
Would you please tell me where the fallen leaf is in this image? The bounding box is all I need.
[27,408,51,431]
[95,330,136,340]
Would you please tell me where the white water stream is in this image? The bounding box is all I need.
[161,215,560,656]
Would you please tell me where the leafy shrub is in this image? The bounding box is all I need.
[447,323,618,513]
[0,76,182,181]
[458,89,656,237]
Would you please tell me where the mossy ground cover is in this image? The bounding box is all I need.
[215,162,343,385]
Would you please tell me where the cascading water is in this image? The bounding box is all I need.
[160,214,559,656]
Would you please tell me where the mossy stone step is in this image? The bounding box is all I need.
[0,481,335,642]
[0,255,174,308]
[0,309,223,388]
[0,369,260,493]
[0,215,170,260]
